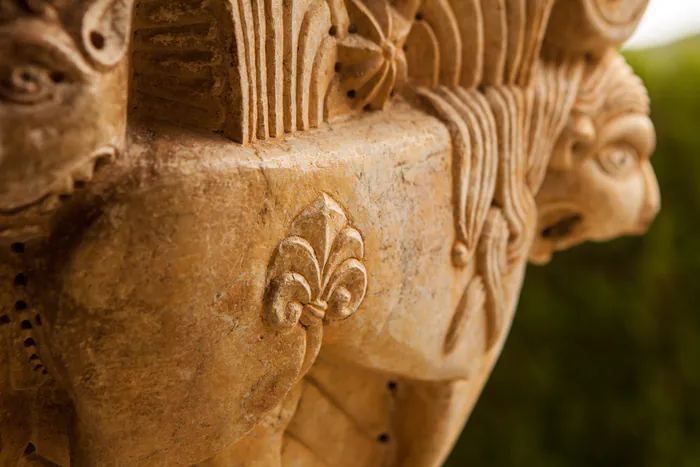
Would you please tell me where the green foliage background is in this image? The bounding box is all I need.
[446,38,700,467]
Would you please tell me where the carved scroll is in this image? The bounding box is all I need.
[545,0,650,55]
[263,193,367,376]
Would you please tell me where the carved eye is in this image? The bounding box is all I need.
[597,144,639,178]
[0,64,61,105]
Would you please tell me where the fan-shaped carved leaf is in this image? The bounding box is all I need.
[267,236,322,297]
[288,193,349,268]
[323,226,364,288]
[263,193,367,330]
[322,258,368,321]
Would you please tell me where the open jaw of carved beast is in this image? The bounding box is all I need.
[530,52,660,265]
[0,0,130,242]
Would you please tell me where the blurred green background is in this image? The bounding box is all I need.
[447,37,700,467]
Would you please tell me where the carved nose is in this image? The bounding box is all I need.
[633,163,661,234]
[634,197,660,234]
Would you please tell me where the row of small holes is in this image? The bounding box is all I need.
[6,243,47,375]
[0,245,24,325]
[375,380,399,444]
[330,20,407,110]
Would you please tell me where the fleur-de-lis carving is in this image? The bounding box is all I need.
[263,193,367,332]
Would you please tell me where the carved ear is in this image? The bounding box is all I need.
[81,0,134,68]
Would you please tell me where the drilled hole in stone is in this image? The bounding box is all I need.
[90,31,106,50]
[347,89,356,99]
[23,337,36,348]
[35,315,42,326]
[0,315,10,325]
[15,300,28,311]
[334,62,342,73]
[329,25,337,36]
[42,368,48,375]
[387,380,397,391]
[378,433,390,443]
[17,0,32,13]
[94,154,112,173]
[573,141,587,154]
[11,242,25,253]
[50,71,65,83]
[24,443,36,456]
[348,23,358,34]
[20,320,32,330]
[415,11,424,20]
[259,335,264,340]
[14,273,27,286]
[29,354,39,361]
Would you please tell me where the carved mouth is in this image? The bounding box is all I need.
[530,205,586,265]
[0,148,113,216]
[540,214,583,240]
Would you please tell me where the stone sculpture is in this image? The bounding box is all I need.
[0,0,658,465]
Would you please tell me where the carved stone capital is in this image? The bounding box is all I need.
[0,0,658,465]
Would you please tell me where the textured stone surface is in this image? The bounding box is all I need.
[0,0,657,465]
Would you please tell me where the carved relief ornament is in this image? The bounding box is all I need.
[263,193,367,376]
[0,0,659,466]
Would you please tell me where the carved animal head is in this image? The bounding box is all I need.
[0,0,132,232]
[530,52,660,264]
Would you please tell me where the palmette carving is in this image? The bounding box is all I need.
[404,0,565,270]
[263,193,367,375]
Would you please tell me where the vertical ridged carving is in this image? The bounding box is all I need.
[131,0,229,132]
[131,0,338,144]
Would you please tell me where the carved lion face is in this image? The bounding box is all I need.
[530,54,660,264]
[0,10,128,226]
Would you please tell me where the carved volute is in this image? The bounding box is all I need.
[0,0,658,465]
